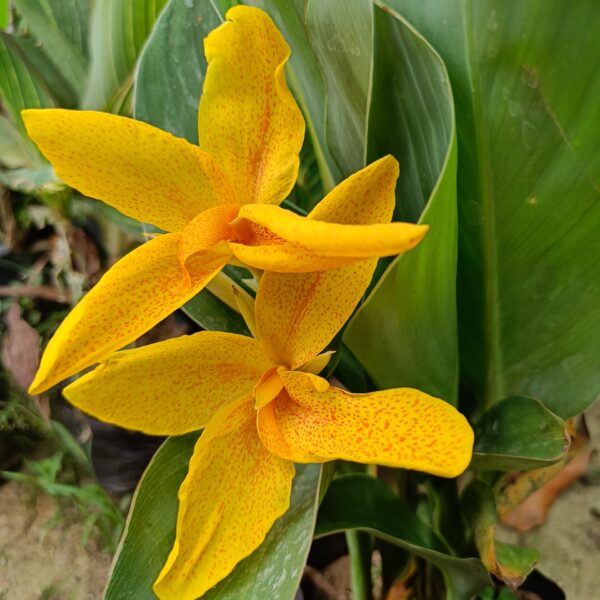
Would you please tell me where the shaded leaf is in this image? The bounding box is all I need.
[305,0,372,176]
[317,474,490,600]
[12,0,89,98]
[83,0,168,111]
[472,396,568,471]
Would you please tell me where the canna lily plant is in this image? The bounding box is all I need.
[23,6,428,396]
[62,217,473,599]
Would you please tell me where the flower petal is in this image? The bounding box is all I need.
[22,109,235,231]
[154,398,295,600]
[254,156,407,367]
[199,5,304,206]
[62,332,271,435]
[258,371,474,478]
[29,234,227,394]
[229,205,427,272]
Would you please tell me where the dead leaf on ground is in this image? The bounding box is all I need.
[1,303,40,391]
[501,448,594,532]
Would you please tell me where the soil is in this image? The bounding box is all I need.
[0,482,111,600]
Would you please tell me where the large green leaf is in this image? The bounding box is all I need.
[12,0,89,98]
[107,431,323,599]
[317,474,490,600]
[471,396,568,471]
[305,0,372,176]
[83,0,168,111]
[343,3,458,403]
[390,0,600,418]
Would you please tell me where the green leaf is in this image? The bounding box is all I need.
[83,0,168,112]
[472,396,568,471]
[0,31,55,134]
[107,432,323,599]
[0,113,40,168]
[8,31,79,107]
[317,474,490,600]
[12,0,89,98]
[391,0,600,418]
[183,291,249,335]
[343,3,458,403]
[0,0,8,29]
[134,0,224,142]
[305,0,372,176]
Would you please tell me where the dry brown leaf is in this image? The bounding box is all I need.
[501,448,593,532]
[1,303,40,391]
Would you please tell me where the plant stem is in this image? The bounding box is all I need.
[346,530,373,600]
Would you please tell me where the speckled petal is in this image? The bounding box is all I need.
[229,204,427,272]
[154,398,295,600]
[258,371,474,478]
[254,155,403,367]
[28,235,227,395]
[199,5,304,206]
[22,109,235,232]
[62,332,272,435]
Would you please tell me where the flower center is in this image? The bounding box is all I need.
[253,365,288,409]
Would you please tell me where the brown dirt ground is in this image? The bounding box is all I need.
[0,483,111,600]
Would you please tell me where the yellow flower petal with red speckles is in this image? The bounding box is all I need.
[22,109,235,232]
[199,5,305,206]
[62,332,272,435]
[28,235,228,395]
[154,397,295,600]
[258,371,474,478]
[229,204,428,272]
[254,155,414,367]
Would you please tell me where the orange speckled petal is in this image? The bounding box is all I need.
[62,332,272,435]
[229,204,428,272]
[154,397,295,600]
[199,5,304,206]
[257,371,474,478]
[254,156,404,367]
[28,234,227,395]
[22,109,236,232]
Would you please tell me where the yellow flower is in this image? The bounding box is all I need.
[23,6,428,395]
[62,156,474,600]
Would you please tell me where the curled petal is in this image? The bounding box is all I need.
[22,109,235,232]
[63,332,271,435]
[229,204,427,272]
[154,398,295,600]
[258,371,474,478]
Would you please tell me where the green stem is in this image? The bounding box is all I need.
[346,530,373,600]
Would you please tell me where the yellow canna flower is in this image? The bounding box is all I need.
[23,5,428,395]
[62,148,474,600]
